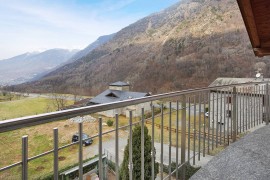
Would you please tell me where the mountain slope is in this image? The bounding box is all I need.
[0,49,78,85]
[66,33,115,64]
[15,0,270,95]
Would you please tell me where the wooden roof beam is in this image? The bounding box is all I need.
[237,0,260,48]
[254,48,270,57]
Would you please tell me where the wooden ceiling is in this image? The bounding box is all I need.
[237,0,270,57]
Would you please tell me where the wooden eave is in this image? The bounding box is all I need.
[237,0,270,57]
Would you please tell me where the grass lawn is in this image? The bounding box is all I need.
[0,97,74,120]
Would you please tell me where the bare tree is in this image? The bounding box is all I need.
[51,93,68,111]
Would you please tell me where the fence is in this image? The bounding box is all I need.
[0,81,269,179]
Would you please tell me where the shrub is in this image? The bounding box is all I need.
[120,125,159,179]
[107,119,114,127]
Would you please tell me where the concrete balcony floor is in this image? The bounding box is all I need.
[191,124,270,180]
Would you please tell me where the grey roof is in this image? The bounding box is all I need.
[209,77,270,87]
[89,89,148,104]
[109,81,130,86]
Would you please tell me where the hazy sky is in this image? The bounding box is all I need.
[0,0,179,60]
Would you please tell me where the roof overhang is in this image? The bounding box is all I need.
[237,0,270,57]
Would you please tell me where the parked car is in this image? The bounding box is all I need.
[72,133,93,146]
[205,112,209,117]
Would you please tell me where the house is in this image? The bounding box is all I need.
[208,77,269,131]
[87,81,151,117]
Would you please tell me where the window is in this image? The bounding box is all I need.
[227,96,232,104]
[106,92,118,98]
[226,110,231,117]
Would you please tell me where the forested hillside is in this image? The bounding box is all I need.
[14,0,270,95]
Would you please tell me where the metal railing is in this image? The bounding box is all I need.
[0,81,269,180]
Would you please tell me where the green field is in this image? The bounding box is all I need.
[0,97,74,120]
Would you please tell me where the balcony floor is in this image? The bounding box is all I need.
[191,124,270,180]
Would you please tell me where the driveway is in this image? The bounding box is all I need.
[84,138,213,167]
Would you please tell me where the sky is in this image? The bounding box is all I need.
[0,0,179,60]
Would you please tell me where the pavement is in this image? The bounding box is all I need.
[84,137,213,168]
[190,124,270,180]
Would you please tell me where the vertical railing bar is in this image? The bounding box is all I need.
[223,90,226,144]
[258,86,261,124]
[262,84,266,123]
[266,83,269,125]
[203,92,206,157]
[264,84,266,124]
[251,86,253,128]
[181,95,186,180]
[193,96,196,165]
[263,85,264,124]
[198,94,201,161]
[22,135,28,180]
[151,105,155,180]
[98,118,103,180]
[227,90,230,145]
[254,86,256,127]
[212,92,215,150]
[262,85,266,123]
[255,85,257,126]
[141,108,145,180]
[250,87,252,129]
[232,87,237,142]
[160,105,164,180]
[220,90,222,144]
[129,111,133,180]
[258,86,260,124]
[246,87,248,131]
[115,114,119,180]
[169,102,172,179]
[239,88,241,134]
[216,91,219,147]
[188,97,191,163]
[207,91,210,154]
[253,85,256,127]
[231,88,233,137]
[53,128,59,180]
[251,88,253,128]
[236,88,239,135]
[79,122,83,180]
[263,85,265,124]
[176,101,179,179]
[242,87,245,132]
[256,85,260,126]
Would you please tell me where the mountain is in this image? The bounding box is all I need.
[0,49,78,85]
[13,0,270,95]
[66,33,115,64]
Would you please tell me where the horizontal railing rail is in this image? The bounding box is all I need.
[0,81,267,133]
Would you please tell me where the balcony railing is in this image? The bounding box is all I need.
[0,81,269,180]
